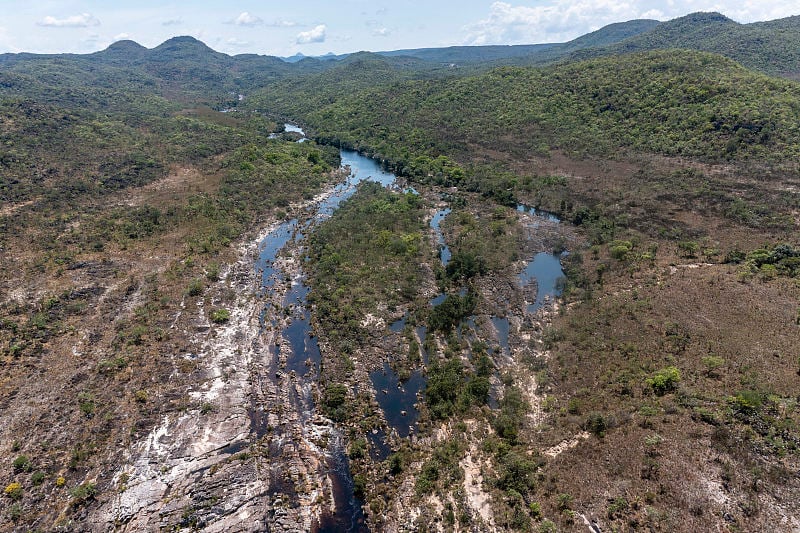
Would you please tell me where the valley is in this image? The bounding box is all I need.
[1,10,800,533]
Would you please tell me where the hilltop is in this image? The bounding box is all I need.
[574,12,800,77]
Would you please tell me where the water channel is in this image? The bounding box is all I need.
[257,125,391,532]
[255,124,567,531]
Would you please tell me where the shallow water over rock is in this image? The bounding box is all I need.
[370,362,425,438]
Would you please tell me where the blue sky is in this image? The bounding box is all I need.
[1,1,798,57]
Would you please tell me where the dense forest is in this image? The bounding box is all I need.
[1,10,800,533]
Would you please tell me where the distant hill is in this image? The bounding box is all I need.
[377,43,556,64]
[501,18,660,66]
[576,12,800,78]
[273,19,658,67]
[2,9,799,114]
[247,51,447,120]
[356,19,659,66]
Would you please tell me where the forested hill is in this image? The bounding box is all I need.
[490,18,659,67]
[571,12,800,78]
[0,37,301,104]
[2,9,799,109]
[356,13,800,78]
[251,50,800,170]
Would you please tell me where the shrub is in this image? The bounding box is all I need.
[70,482,98,506]
[205,263,220,281]
[646,366,681,395]
[702,355,725,376]
[348,438,367,460]
[445,251,487,281]
[186,279,204,297]
[428,293,476,332]
[4,482,22,500]
[210,309,231,323]
[678,241,699,258]
[98,356,128,373]
[77,392,96,418]
[8,502,22,521]
[607,496,629,519]
[557,493,573,511]
[31,471,45,485]
[567,397,582,415]
[609,240,633,260]
[388,453,405,475]
[353,474,367,498]
[729,390,764,414]
[495,451,537,496]
[584,412,611,436]
[539,519,557,533]
[323,383,348,422]
[12,455,32,473]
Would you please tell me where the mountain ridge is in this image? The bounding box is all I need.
[574,11,800,77]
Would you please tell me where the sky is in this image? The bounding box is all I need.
[0,1,798,57]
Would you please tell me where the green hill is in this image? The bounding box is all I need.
[247,51,447,120]
[580,12,800,78]
[270,50,800,168]
[368,19,659,66]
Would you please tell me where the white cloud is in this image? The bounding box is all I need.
[162,18,182,27]
[463,1,800,45]
[296,24,327,44]
[113,33,131,42]
[267,19,298,28]
[37,13,100,28]
[231,12,263,27]
[226,37,250,47]
[373,27,391,37]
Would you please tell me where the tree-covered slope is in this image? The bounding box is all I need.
[501,18,660,67]
[266,50,800,170]
[247,51,449,119]
[581,12,800,78]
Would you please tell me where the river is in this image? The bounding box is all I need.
[256,125,405,532]
[256,125,566,531]
[94,124,569,532]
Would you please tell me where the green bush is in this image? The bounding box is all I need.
[69,482,98,506]
[557,493,573,511]
[205,263,220,281]
[677,241,699,258]
[31,471,46,486]
[539,519,557,533]
[646,366,681,395]
[210,309,231,323]
[322,383,348,422]
[584,412,611,436]
[77,392,96,418]
[186,278,204,297]
[607,496,629,518]
[494,451,537,496]
[609,240,633,260]
[729,390,764,414]
[445,251,487,281]
[353,474,367,498]
[12,455,32,473]
[702,355,725,376]
[428,293,476,332]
